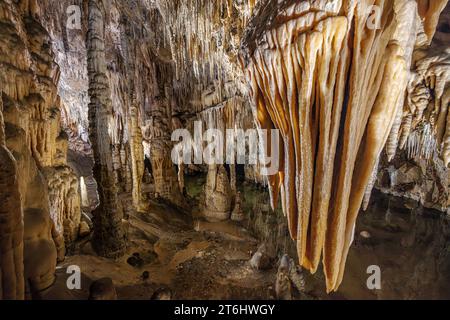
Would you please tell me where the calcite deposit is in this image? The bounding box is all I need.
[242,0,449,292]
[202,165,233,221]
[0,0,79,298]
[0,0,449,300]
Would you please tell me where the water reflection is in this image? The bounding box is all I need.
[186,174,450,300]
[336,194,450,300]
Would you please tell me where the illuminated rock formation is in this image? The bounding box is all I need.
[202,165,233,221]
[378,4,449,213]
[0,82,24,300]
[86,0,126,258]
[0,0,448,299]
[129,104,146,211]
[145,97,184,206]
[0,0,84,298]
[43,166,81,253]
[242,0,448,292]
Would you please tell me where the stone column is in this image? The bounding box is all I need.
[148,98,184,206]
[129,105,145,211]
[87,0,126,258]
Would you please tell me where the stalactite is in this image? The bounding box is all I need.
[154,0,255,112]
[242,0,443,292]
[396,36,449,164]
[399,113,413,149]
[444,102,450,166]
[386,107,404,162]
[87,0,126,258]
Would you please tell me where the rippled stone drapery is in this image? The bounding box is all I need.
[0,0,82,298]
[0,81,24,300]
[242,0,448,292]
[87,0,126,258]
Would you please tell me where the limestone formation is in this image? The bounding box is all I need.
[145,97,184,207]
[86,0,126,258]
[249,243,275,270]
[129,105,146,211]
[231,191,245,222]
[275,255,292,300]
[0,111,24,300]
[241,0,448,292]
[0,0,448,300]
[0,0,84,298]
[202,165,233,221]
[43,166,81,252]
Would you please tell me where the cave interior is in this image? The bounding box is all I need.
[0,0,450,300]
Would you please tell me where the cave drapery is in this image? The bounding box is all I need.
[242,0,449,292]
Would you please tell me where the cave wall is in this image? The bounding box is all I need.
[376,4,450,213]
[0,0,79,298]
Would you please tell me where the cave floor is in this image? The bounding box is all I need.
[40,178,450,300]
[42,199,279,300]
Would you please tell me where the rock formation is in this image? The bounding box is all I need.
[378,6,450,212]
[241,0,448,292]
[202,165,233,221]
[145,97,184,207]
[231,191,245,222]
[0,0,82,298]
[0,0,448,299]
[0,82,24,300]
[86,0,126,258]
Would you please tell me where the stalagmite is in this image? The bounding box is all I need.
[146,98,184,206]
[172,116,186,193]
[202,165,233,221]
[87,0,126,258]
[242,0,448,292]
[43,166,81,252]
[129,105,146,211]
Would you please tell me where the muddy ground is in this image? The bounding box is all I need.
[41,177,450,300]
